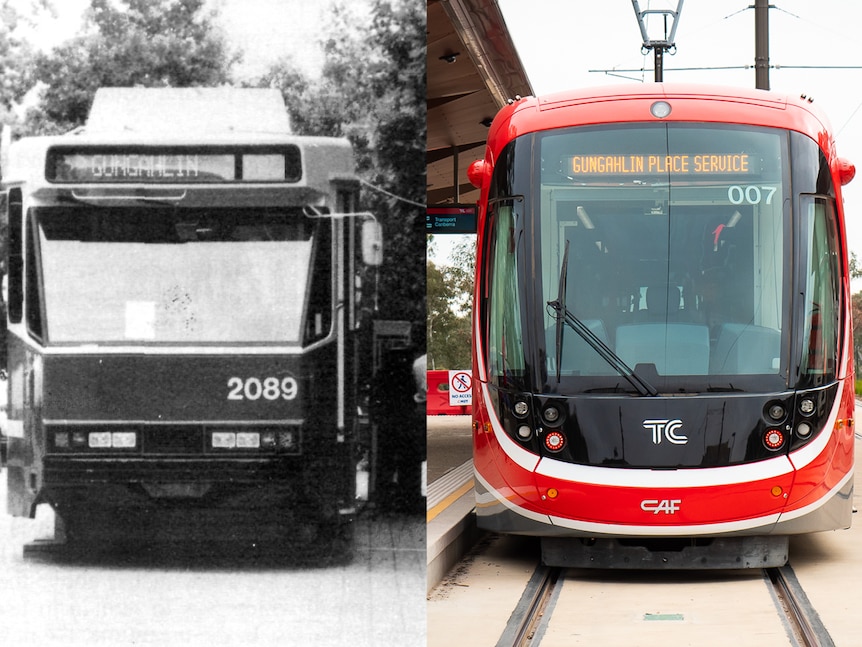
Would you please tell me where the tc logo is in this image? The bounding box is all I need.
[641,499,682,515]
[643,418,688,445]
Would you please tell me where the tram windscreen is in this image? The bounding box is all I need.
[35,207,327,344]
[530,124,794,388]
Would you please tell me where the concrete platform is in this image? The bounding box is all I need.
[425,415,481,592]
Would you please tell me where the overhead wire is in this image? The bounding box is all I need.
[359,177,426,208]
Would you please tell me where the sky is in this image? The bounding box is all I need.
[432,0,862,278]
[9,0,370,78]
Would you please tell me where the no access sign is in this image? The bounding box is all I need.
[449,370,473,407]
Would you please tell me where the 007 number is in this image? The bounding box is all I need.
[227,376,299,401]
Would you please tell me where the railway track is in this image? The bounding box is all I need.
[766,566,833,647]
[494,562,833,647]
[496,565,562,647]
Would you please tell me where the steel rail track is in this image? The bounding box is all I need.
[766,566,833,647]
[496,564,562,647]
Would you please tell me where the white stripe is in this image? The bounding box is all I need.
[536,453,794,488]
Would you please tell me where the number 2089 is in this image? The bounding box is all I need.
[227,376,299,401]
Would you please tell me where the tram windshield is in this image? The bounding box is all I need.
[484,123,842,392]
[33,206,330,344]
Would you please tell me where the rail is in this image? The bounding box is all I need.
[766,566,834,647]
[496,564,561,647]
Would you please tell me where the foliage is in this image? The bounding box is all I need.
[427,259,472,369]
[22,0,235,135]
[0,1,37,114]
[850,254,862,376]
[426,235,476,369]
[853,291,862,376]
[255,0,426,335]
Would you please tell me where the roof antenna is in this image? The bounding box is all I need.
[631,0,684,82]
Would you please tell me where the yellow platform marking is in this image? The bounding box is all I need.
[427,479,474,523]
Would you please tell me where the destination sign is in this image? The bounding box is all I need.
[46,146,302,183]
[568,153,752,176]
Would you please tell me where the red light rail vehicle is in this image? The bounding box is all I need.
[467,83,855,568]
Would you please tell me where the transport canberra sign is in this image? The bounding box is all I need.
[426,204,477,234]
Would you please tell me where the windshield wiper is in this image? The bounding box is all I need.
[547,240,657,396]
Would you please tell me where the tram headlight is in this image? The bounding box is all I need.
[796,421,813,439]
[543,405,561,425]
[513,399,530,418]
[799,398,816,416]
[53,429,138,451]
[110,432,137,449]
[211,431,263,449]
[88,431,137,449]
[209,427,298,452]
[235,432,260,449]
[517,425,532,440]
[766,403,786,422]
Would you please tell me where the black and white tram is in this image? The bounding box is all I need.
[0,88,382,551]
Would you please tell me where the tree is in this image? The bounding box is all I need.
[850,252,862,281]
[849,253,862,377]
[853,291,862,377]
[22,0,236,135]
[0,1,37,114]
[256,0,426,336]
[427,259,472,369]
[426,235,475,369]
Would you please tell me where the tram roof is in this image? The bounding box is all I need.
[87,87,292,136]
[488,82,835,150]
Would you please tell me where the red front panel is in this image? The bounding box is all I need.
[473,378,854,536]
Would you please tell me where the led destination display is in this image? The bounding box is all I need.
[46,146,302,183]
[569,153,752,175]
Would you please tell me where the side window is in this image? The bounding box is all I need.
[25,211,44,340]
[7,188,22,324]
[800,196,841,384]
[486,203,524,378]
[304,218,332,345]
